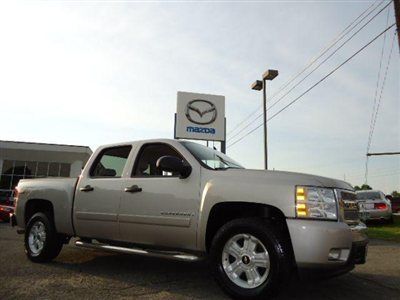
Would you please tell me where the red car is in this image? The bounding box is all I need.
[0,199,14,222]
[386,195,400,213]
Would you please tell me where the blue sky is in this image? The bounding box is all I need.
[0,0,399,193]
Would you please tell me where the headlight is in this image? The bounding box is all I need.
[296,186,337,220]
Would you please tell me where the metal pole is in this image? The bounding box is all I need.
[367,152,400,156]
[394,0,400,50]
[221,117,226,154]
[173,113,177,139]
[262,79,268,170]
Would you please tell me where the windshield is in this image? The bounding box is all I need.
[356,191,381,200]
[180,141,244,170]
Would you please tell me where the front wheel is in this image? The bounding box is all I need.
[210,218,292,299]
[25,212,63,263]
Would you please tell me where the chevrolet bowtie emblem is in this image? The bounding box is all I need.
[185,99,217,125]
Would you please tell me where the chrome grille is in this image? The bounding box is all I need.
[337,190,359,224]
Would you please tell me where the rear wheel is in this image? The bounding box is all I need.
[386,215,394,224]
[210,218,292,299]
[25,212,63,263]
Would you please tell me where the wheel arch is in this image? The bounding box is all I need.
[25,198,55,228]
[205,202,294,257]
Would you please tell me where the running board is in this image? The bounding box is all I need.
[75,240,202,262]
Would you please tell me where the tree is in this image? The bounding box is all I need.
[354,184,372,191]
[391,191,400,197]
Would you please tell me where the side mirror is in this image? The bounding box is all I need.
[156,156,192,179]
[385,195,393,200]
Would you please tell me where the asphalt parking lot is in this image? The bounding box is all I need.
[0,222,399,300]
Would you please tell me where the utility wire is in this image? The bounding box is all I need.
[364,7,392,184]
[365,30,397,184]
[367,6,391,151]
[228,0,392,142]
[227,0,381,136]
[230,2,390,139]
[370,32,396,140]
[227,0,385,137]
[227,23,396,149]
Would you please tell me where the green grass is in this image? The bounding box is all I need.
[367,217,400,242]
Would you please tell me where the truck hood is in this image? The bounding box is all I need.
[218,168,353,191]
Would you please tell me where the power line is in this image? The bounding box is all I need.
[365,31,396,183]
[369,32,397,146]
[227,23,396,149]
[364,6,392,184]
[352,171,400,180]
[228,0,391,142]
[366,5,391,157]
[227,0,385,137]
[366,33,397,182]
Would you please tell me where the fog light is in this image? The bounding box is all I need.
[328,248,350,261]
[328,249,341,260]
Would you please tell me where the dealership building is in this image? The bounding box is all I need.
[0,140,92,203]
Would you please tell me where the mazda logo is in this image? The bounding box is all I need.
[185,99,217,125]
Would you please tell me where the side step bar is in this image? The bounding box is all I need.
[75,240,203,262]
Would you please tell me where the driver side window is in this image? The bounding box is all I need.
[133,144,183,177]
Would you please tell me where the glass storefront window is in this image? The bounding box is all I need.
[0,175,12,190]
[60,163,71,177]
[37,162,48,177]
[49,163,60,177]
[25,161,37,176]
[0,160,71,205]
[2,160,14,175]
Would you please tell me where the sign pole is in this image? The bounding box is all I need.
[221,118,226,154]
[173,113,177,139]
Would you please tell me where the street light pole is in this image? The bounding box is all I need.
[262,78,268,170]
[252,69,278,170]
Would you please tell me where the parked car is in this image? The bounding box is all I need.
[0,198,14,222]
[356,190,392,223]
[11,139,368,299]
[385,195,400,214]
[0,205,14,222]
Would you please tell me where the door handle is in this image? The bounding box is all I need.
[124,185,142,193]
[80,185,94,192]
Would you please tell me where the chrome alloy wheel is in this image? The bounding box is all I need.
[28,221,47,256]
[222,234,270,289]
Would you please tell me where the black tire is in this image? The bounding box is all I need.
[24,212,63,263]
[210,218,293,300]
[386,215,394,224]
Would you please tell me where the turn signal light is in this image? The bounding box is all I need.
[296,187,307,217]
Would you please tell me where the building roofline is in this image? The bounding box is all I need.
[0,140,92,154]
[0,140,91,149]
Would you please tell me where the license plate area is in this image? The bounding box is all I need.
[365,203,374,210]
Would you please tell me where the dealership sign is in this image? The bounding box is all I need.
[175,91,225,141]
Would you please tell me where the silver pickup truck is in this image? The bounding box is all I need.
[11,139,368,299]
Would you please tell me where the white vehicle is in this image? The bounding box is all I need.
[356,190,393,223]
[11,139,368,299]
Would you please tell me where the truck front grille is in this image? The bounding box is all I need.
[338,190,360,224]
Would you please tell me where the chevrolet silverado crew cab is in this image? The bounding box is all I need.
[11,139,368,299]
